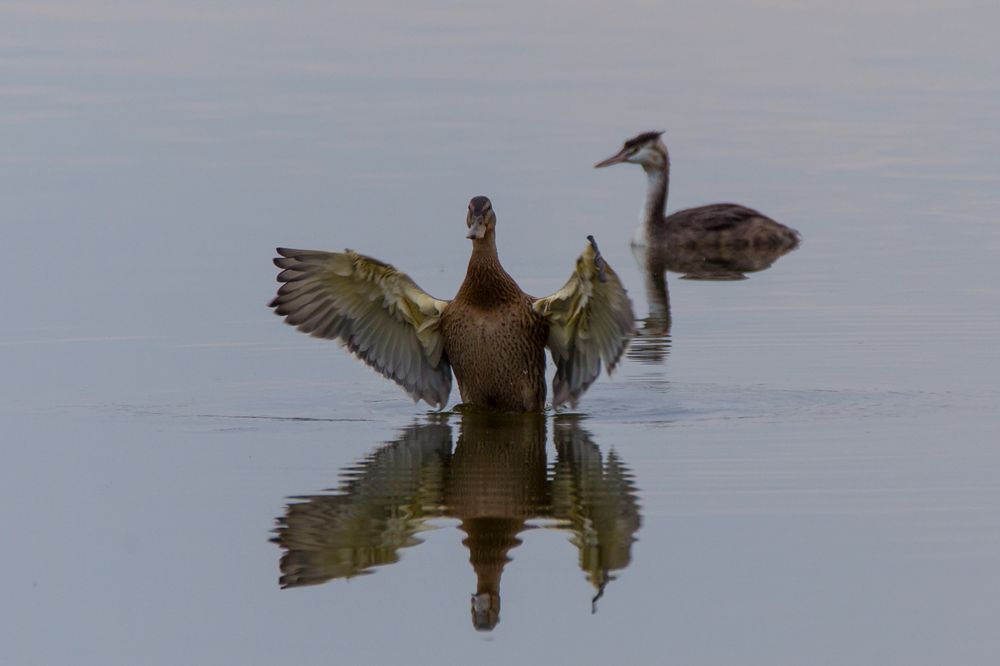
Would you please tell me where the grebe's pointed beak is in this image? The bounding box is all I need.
[594,149,629,168]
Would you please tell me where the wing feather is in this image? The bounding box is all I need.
[269,248,452,408]
[533,236,635,408]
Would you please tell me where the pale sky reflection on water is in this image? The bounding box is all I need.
[2,1,1000,664]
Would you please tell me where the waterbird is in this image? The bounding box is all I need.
[595,131,801,250]
[270,196,635,411]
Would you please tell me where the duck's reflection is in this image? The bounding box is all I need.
[271,413,640,631]
[274,422,451,587]
[628,240,799,364]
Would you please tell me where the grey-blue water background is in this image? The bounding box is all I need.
[3,2,999,664]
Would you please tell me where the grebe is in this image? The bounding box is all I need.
[595,131,800,250]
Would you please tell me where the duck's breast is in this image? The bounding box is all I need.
[441,300,548,411]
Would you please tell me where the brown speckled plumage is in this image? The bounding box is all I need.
[270,195,634,411]
[442,228,549,411]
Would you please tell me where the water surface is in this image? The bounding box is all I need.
[3,1,999,664]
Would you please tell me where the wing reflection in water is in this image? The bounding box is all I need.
[551,418,640,614]
[274,422,452,587]
[271,413,640,631]
[628,240,800,364]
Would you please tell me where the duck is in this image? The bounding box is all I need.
[595,131,801,250]
[269,196,635,412]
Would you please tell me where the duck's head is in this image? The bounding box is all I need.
[466,195,496,240]
[594,131,667,171]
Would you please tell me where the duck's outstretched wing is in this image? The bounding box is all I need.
[532,236,635,408]
[270,248,452,408]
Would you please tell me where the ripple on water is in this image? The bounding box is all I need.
[583,375,961,428]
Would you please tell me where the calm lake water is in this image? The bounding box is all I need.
[3,1,1000,664]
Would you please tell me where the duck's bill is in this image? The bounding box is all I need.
[593,150,628,168]
[467,217,487,239]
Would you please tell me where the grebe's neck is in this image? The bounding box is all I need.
[641,156,669,229]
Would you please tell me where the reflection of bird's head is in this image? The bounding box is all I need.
[594,131,667,171]
[448,412,547,632]
[471,591,501,631]
[466,195,496,240]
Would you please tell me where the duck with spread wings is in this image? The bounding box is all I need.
[269,196,634,411]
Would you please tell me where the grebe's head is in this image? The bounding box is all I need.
[594,131,667,171]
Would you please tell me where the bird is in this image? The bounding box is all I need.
[594,131,800,250]
[269,195,635,412]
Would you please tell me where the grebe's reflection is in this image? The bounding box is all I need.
[628,240,799,364]
[272,413,639,631]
